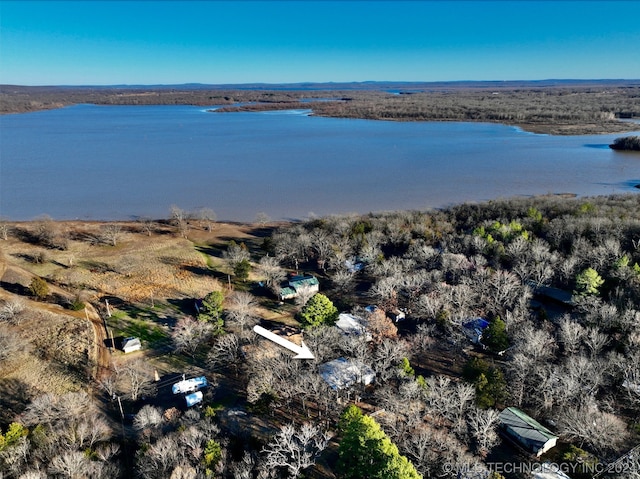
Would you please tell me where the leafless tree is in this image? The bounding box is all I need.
[1,436,30,477]
[255,212,270,227]
[425,376,475,433]
[260,423,331,478]
[558,398,629,457]
[294,285,317,309]
[583,327,609,358]
[513,322,557,364]
[171,316,216,356]
[229,451,257,479]
[137,435,181,479]
[0,324,29,361]
[137,216,156,236]
[169,465,197,479]
[223,241,251,271]
[304,325,344,363]
[309,230,332,271]
[412,323,435,352]
[558,316,586,355]
[330,269,356,296]
[134,405,164,437]
[369,276,402,311]
[225,291,258,333]
[468,407,501,456]
[18,470,47,479]
[196,207,217,231]
[100,223,123,246]
[401,424,483,479]
[208,333,243,375]
[371,338,410,382]
[119,359,157,401]
[0,220,11,240]
[170,205,189,238]
[414,292,446,321]
[0,298,26,323]
[257,255,286,294]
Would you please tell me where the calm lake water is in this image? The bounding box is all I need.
[1,104,639,222]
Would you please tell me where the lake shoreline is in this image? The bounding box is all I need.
[3,82,640,136]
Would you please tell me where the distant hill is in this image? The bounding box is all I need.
[3,78,640,92]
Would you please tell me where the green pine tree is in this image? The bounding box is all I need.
[298,293,339,329]
[338,406,422,479]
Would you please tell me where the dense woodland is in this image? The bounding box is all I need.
[2,81,640,134]
[1,193,640,478]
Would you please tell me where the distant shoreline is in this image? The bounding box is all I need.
[2,81,640,135]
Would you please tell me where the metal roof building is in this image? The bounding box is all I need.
[319,358,375,391]
[279,274,320,300]
[498,407,558,457]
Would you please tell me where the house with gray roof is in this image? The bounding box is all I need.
[319,358,375,391]
[498,407,558,457]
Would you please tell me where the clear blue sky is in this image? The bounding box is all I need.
[1,0,639,85]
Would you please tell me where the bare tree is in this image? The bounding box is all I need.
[583,326,609,358]
[137,216,156,236]
[208,333,243,375]
[119,359,157,401]
[257,256,286,294]
[255,212,270,226]
[134,405,164,436]
[196,207,217,232]
[514,322,557,364]
[0,324,28,361]
[170,205,189,238]
[171,316,216,356]
[371,338,410,382]
[0,220,11,240]
[225,291,258,333]
[223,241,251,271]
[558,316,586,355]
[558,398,629,457]
[137,435,181,479]
[330,269,356,296]
[0,298,26,323]
[101,223,123,246]
[260,423,331,478]
[49,451,99,479]
[468,407,501,456]
[294,284,316,309]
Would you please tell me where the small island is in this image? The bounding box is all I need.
[609,135,640,151]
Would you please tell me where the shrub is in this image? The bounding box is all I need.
[29,277,49,300]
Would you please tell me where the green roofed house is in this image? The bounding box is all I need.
[279,274,319,300]
[498,407,558,457]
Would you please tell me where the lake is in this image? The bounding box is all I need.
[1,104,639,222]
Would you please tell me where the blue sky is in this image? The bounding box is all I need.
[1,1,639,85]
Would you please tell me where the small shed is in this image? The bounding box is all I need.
[498,407,558,457]
[122,337,142,354]
[319,358,375,391]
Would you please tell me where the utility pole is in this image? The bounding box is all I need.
[105,299,112,317]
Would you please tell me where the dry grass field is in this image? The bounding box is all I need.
[0,219,287,420]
